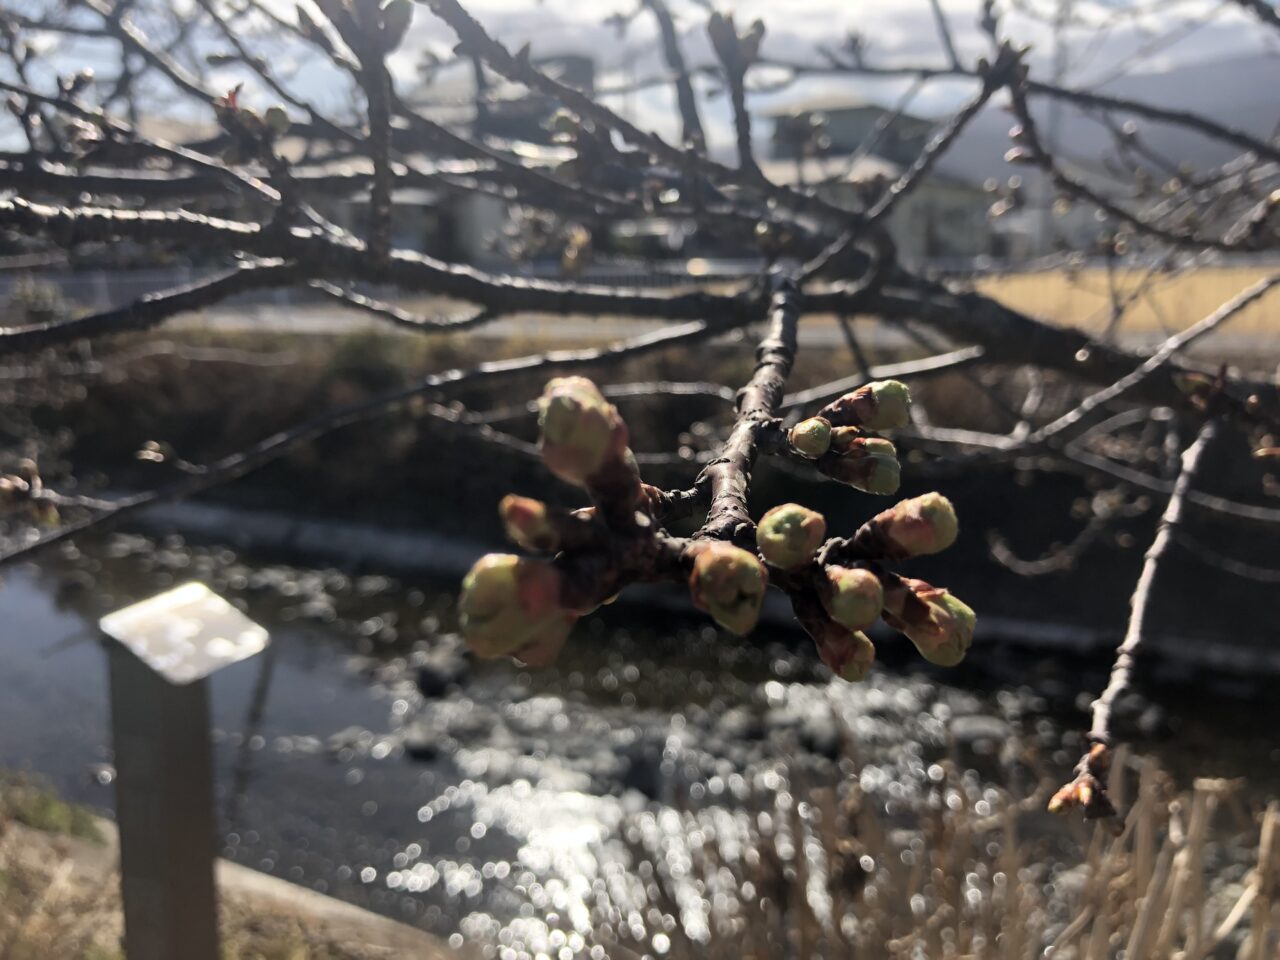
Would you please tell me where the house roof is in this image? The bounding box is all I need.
[760,93,934,127]
[758,153,903,186]
[758,153,984,193]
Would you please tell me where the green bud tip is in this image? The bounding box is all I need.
[498,494,556,552]
[908,590,975,667]
[537,376,627,487]
[828,380,912,430]
[756,503,826,570]
[819,565,884,631]
[459,554,572,661]
[789,417,832,458]
[882,492,958,556]
[862,380,912,430]
[689,542,768,636]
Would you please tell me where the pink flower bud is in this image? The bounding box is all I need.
[756,503,826,570]
[809,620,876,682]
[878,492,958,557]
[819,380,911,430]
[689,542,768,636]
[538,377,628,486]
[829,431,894,457]
[823,434,901,494]
[819,565,884,631]
[499,495,558,552]
[882,577,975,666]
[459,554,572,660]
[789,417,832,458]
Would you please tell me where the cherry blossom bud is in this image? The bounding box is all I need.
[809,620,876,682]
[459,553,573,661]
[829,431,893,457]
[263,105,291,136]
[689,542,768,636]
[537,377,628,486]
[819,380,911,430]
[877,492,958,557]
[789,417,832,458]
[823,434,901,495]
[883,577,975,666]
[818,565,884,631]
[756,503,826,570]
[499,495,557,552]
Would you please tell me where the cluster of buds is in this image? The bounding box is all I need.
[786,381,911,495]
[1048,743,1115,819]
[459,377,646,664]
[754,492,972,681]
[458,373,974,687]
[213,85,291,165]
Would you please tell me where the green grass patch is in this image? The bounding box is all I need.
[0,774,104,845]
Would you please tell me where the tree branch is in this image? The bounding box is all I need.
[1051,418,1220,818]
[696,274,801,543]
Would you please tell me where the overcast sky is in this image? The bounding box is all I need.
[371,0,1277,157]
[7,0,1276,159]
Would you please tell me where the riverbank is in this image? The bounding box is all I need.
[0,775,463,959]
[7,531,1280,956]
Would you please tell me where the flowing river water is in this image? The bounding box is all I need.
[2,531,1278,956]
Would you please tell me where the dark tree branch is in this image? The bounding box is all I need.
[926,0,962,69]
[0,260,297,353]
[1052,418,1220,818]
[308,282,502,333]
[696,274,801,543]
[644,0,706,152]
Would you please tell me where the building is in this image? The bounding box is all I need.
[763,96,997,267]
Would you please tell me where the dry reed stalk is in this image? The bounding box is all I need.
[1084,810,1136,960]
[1151,785,1213,956]
[1134,761,1158,898]
[1247,801,1279,960]
[1124,832,1176,958]
[1206,883,1256,954]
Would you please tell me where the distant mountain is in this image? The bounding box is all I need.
[935,52,1280,188]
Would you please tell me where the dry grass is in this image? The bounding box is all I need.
[0,778,445,960]
[591,737,1280,960]
[973,265,1280,342]
[2,754,1278,958]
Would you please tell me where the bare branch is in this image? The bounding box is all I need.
[696,274,801,543]
[1052,418,1219,819]
[644,0,706,152]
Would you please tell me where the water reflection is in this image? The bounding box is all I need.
[1,532,1278,955]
